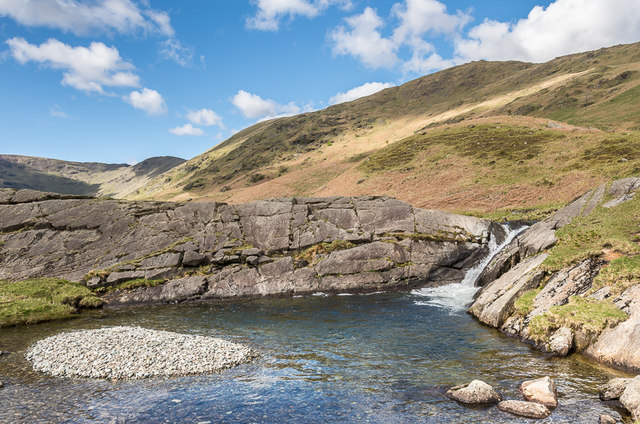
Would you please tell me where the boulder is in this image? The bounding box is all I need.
[599,378,631,401]
[547,327,573,356]
[445,380,501,404]
[0,381,3,388]
[469,254,548,328]
[519,377,558,408]
[599,413,617,424]
[497,400,551,419]
[620,376,640,421]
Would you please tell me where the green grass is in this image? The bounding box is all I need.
[113,278,166,292]
[0,278,103,327]
[359,125,566,173]
[592,255,640,296]
[514,288,541,316]
[544,195,640,271]
[528,296,628,341]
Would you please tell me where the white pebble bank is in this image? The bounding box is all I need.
[26,326,254,380]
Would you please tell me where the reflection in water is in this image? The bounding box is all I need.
[0,292,632,423]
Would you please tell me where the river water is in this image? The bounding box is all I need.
[0,291,632,423]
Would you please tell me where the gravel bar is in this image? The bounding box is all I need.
[25,326,255,380]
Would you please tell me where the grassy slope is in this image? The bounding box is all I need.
[132,42,640,216]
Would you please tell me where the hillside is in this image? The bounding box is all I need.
[132,42,640,217]
[0,155,185,198]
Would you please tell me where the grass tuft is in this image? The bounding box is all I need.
[0,278,103,327]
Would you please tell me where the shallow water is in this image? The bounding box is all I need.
[0,292,632,423]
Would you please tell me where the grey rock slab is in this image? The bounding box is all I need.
[446,380,501,404]
[183,250,206,267]
[519,377,558,408]
[469,254,548,328]
[497,400,551,419]
[139,252,181,269]
[526,259,598,320]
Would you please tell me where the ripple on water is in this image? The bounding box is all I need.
[0,292,632,423]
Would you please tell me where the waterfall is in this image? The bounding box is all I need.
[411,224,525,313]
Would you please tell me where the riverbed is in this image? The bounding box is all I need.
[0,292,631,423]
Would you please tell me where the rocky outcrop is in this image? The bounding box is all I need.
[620,377,640,421]
[587,285,640,371]
[0,189,502,306]
[446,380,501,404]
[497,400,551,419]
[477,186,605,286]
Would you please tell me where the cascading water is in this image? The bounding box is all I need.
[411,224,526,313]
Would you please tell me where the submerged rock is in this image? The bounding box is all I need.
[446,380,501,404]
[519,377,558,408]
[599,413,617,424]
[497,400,551,419]
[599,378,631,401]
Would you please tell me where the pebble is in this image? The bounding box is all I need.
[25,326,255,380]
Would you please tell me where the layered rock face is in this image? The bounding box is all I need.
[0,189,503,305]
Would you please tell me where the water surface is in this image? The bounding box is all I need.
[0,292,631,423]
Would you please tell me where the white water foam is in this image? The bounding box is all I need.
[411,224,526,313]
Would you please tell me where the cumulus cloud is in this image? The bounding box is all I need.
[330,7,398,69]
[169,123,204,136]
[455,0,640,63]
[330,0,640,74]
[186,108,223,127]
[124,88,167,115]
[247,0,352,31]
[231,90,300,120]
[6,37,140,93]
[330,81,395,104]
[0,0,173,36]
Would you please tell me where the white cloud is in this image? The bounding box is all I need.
[247,0,352,31]
[159,39,195,67]
[231,90,300,119]
[329,7,398,69]
[124,88,167,115]
[455,0,640,63]
[186,108,223,127]
[392,0,470,43]
[330,81,395,104]
[329,0,640,74]
[6,37,140,93]
[0,0,173,36]
[169,123,204,136]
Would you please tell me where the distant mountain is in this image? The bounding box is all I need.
[130,41,640,216]
[0,155,185,198]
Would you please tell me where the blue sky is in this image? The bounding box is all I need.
[1,0,639,164]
